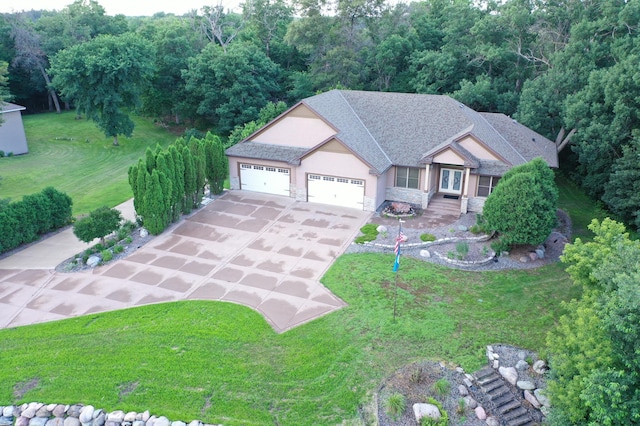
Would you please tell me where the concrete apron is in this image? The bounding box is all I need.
[0,191,372,333]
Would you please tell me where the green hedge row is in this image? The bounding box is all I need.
[0,187,73,254]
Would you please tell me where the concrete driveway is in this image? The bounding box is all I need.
[0,191,371,332]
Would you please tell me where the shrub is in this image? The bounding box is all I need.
[124,236,133,244]
[469,224,483,234]
[100,249,113,262]
[73,206,123,244]
[490,238,509,255]
[455,242,469,260]
[385,392,406,420]
[421,233,436,242]
[6,152,13,157]
[355,223,379,244]
[420,397,449,425]
[0,150,4,157]
[93,243,105,252]
[456,398,467,415]
[433,378,450,396]
[113,244,124,254]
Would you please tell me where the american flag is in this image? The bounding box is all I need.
[393,232,405,272]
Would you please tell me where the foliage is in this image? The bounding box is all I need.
[547,218,640,424]
[602,137,640,229]
[50,33,155,145]
[455,242,469,260]
[100,249,113,262]
[421,397,448,426]
[420,233,436,242]
[483,158,558,248]
[0,187,72,254]
[433,377,450,396]
[354,223,379,244]
[385,392,405,421]
[0,60,10,125]
[73,206,122,244]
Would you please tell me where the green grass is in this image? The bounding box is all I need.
[556,173,607,241]
[0,112,177,215]
[0,257,579,425]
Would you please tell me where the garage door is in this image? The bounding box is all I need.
[307,174,364,209]
[240,164,290,196]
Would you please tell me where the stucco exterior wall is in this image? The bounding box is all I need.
[433,150,465,166]
[297,149,375,194]
[458,136,499,160]
[228,157,295,193]
[251,116,335,148]
[0,110,28,155]
[467,174,479,196]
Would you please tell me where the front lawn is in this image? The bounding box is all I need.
[0,257,577,425]
[0,112,176,216]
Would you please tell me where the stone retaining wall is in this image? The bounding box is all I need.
[0,403,221,426]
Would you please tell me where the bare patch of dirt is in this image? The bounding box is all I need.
[13,378,40,400]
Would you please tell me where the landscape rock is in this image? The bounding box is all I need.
[79,407,94,424]
[420,249,431,258]
[144,416,156,426]
[170,421,185,426]
[46,418,64,426]
[20,408,36,420]
[534,389,551,408]
[519,256,529,263]
[475,406,487,420]
[485,417,499,426]
[498,366,518,385]
[63,418,79,426]
[141,413,150,423]
[515,360,529,370]
[139,228,149,238]
[535,248,545,259]
[152,417,169,426]
[93,413,105,426]
[528,252,538,261]
[52,407,66,418]
[458,225,468,232]
[376,225,387,233]
[463,378,473,388]
[524,390,541,409]
[132,421,144,426]
[412,403,441,423]
[28,417,47,426]
[455,367,464,373]
[67,406,82,419]
[3,407,15,417]
[123,414,136,423]
[46,406,57,413]
[0,418,13,426]
[517,380,536,390]
[517,351,526,360]
[458,385,468,396]
[35,407,51,418]
[86,255,101,268]
[464,396,478,409]
[532,360,548,374]
[106,412,124,423]
[187,421,200,426]
[492,360,499,369]
[16,418,28,426]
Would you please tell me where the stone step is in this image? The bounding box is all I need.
[497,400,523,415]
[487,386,510,400]
[481,378,504,392]
[474,367,497,382]
[502,406,529,421]
[491,393,513,408]
[506,415,535,426]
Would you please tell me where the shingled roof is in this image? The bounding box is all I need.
[227,90,557,175]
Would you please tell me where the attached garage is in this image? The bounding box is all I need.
[239,163,290,196]
[307,174,364,210]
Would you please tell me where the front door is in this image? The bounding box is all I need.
[439,168,463,195]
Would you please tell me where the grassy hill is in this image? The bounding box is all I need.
[0,112,177,216]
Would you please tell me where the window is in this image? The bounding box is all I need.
[477,176,501,197]
[395,167,420,189]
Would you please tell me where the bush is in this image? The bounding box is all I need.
[0,150,4,157]
[385,392,406,421]
[455,242,469,260]
[124,236,133,244]
[433,378,450,396]
[73,206,123,244]
[355,223,379,244]
[100,249,113,262]
[113,244,124,254]
[469,224,484,234]
[421,233,437,242]
[420,398,449,425]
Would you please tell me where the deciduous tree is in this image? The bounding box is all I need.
[73,206,122,244]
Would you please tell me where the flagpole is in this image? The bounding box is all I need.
[393,218,404,322]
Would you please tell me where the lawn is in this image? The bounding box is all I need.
[0,258,578,425]
[556,173,607,241]
[0,112,177,216]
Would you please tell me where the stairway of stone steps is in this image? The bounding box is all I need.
[473,367,537,426]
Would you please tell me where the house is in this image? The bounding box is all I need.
[0,102,29,156]
[225,90,558,214]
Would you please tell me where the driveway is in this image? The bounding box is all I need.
[0,191,371,332]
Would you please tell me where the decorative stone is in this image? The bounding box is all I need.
[485,417,499,426]
[80,407,95,423]
[534,389,551,407]
[517,380,536,390]
[133,421,145,426]
[463,378,473,388]
[52,406,66,418]
[376,225,387,233]
[141,413,150,423]
[86,255,101,267]
[81,421,93,426]
[0,417,13,426]
[515,360,529,371]
[492,353,499,359]
[541,405,550,416]
[171,421,186,426]
[46,418,64,426]
[487,345,494,352]
[492,360,499,369]
[528,252,538,261]
[123,413,136,422]
[519,256,529,263]
[524,390,541,409]
[105,421,120,426]
[67,406,82,418]
[144,415,156,426]
[465,373,474,381]
[517,350,526,360]
[455,367,464,373]
[420,249,431,258]
[499,366,518,385]
[63,418,79,426]
[532,360,548,375]
[412,403,441,423]
[16,417,29,426]
[458,385,468,396]
[21,408,36,419]
[46,405,57,413]
[475,406,487,420]
[35,407,51,418]
[464,396,478,409]
[3,407,15,417]
[458,225,468,232]
[535,248,545,259]
[153,417,169,426]
[139,228,149,238]
[187,421,200,426]
[107,412,124,423]
[29,417,47,426]
[93,412,105,426]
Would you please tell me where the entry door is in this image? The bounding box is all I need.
[439,168,463,194]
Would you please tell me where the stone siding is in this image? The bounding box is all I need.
[468,197,486,213]
[363,197,376,212]
[294,186,307,202]
[385,187,423,206]
[229,176,240,190]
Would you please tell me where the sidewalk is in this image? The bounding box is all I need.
[0,199,136,270]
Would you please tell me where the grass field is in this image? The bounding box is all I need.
[0,112,177,216]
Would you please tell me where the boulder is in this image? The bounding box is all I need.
[46,418,64,426]
[0,418,13,426]
[170,422,186,426]
[519,256,529,263]
[86,255,101,268]
[153,417,169,426]
[458,225,468,232]
[524,390,541,409]
[535,248,545,259]
[123,414,136,423]
[458,384,468,396]
[534,389,551,408]
[187,421,201,426]
[106,412,124,423]
[46,406,57,413]
[515,360,529,371]
[376,225,387,233]
[464,397,478,409]
[499,366,518,385]
[21,407,36,419]
[144,416,156,426]
[475,406,487,420]
[528,252,538,261]
[492,360,499,369]
[139,228,149,238]
[141,413,150,423]
[63,418,80,426]
[485,417,499,426]
[16,417,29,426]
[29,418,47,426]
[52,406,66,418]
[67,406,82,418]
[412,404,441,423]
[35,407,51,418]
[517,380,536,390]
[93,412,105,426]
[3,407,15,417]
[80,407,95,424]
[532,360,548,375]
[420,250,431,258]
[132,421,145,426]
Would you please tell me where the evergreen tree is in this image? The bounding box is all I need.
[144,169,167,235]
[182,146,197,213]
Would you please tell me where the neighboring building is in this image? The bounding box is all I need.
[226,90,558,214]
[0,103,29,155]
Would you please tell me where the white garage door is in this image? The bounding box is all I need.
[240,164,290,196]
[307,174,364,210]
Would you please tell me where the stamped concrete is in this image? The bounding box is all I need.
[0,191,371,332]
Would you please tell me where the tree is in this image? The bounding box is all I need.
[73,206,122,244]
[50,33,155,145]
[482,158,558,249]
[547,218,640,425]
[0,60,10,125]
[203,132,227,195]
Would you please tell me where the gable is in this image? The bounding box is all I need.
[458,136,500,161]
[249,104,336,148]
[433,148,466,166]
